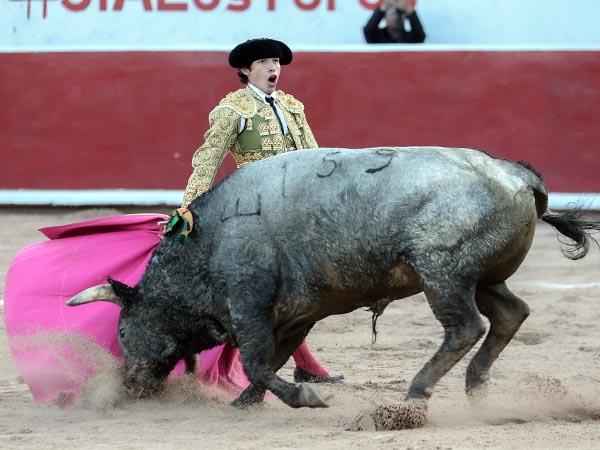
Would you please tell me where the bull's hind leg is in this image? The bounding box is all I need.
[407,284,486,401]
[466,282,530,396]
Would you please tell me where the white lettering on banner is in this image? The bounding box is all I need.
[10,0,379,19]
[5,0,599,47]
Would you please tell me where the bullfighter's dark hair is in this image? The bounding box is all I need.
[237,69,249,85]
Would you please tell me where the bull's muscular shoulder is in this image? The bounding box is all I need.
[209,89,257,120]
[276,90,305,114]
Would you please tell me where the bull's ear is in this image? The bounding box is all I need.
[107,277,139,303]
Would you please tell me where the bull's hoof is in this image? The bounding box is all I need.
[466,382,489,403]
[297,383,329,408]
[353,400,427,431]
[466,371,490,400]
[280,383,329,408]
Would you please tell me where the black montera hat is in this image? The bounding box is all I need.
[228,38,293,69]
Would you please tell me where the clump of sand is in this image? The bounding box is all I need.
[351,400,427,431]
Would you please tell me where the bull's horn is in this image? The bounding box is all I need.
[66,284,124,308]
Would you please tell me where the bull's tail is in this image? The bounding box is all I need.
[515,160,600,260]
[540,210,600,260]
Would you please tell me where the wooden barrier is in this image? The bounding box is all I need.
[1,50,598,192]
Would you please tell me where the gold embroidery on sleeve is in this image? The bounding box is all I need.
[182,106,240,207]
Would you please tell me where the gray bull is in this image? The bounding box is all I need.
[68,147,599,413]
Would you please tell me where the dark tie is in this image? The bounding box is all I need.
[265,96,285,133]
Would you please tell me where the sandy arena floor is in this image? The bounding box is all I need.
[1,207,600,450]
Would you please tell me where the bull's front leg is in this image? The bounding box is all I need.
[229,301,328,409]
[231,382,267,408]
[231,329,312,408]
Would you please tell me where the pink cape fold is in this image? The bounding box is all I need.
[3,213,249,405]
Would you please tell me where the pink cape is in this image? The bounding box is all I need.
[3,213,249,405]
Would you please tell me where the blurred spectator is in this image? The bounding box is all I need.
[364,0,426,44]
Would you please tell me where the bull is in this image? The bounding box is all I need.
[67,147,599,417]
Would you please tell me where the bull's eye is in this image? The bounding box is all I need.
[119,328,125,339]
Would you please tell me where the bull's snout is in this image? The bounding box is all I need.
[125,384,155,398]
[123,362,166,398]
[124,376,163,398]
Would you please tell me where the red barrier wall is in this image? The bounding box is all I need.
[1,50,598,192]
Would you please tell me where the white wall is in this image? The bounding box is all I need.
[1,0,599,49]
[419,0,600,45]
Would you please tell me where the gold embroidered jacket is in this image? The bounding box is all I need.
[182,86,319,207]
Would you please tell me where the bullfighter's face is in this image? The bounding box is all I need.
[242,57,281,94]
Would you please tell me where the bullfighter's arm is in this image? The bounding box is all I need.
[182,107,240,208]
[299,112,319,148]
[278,91,319,149]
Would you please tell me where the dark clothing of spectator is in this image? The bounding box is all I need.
[363,8,426,44]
